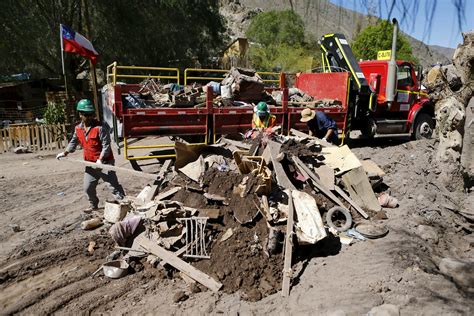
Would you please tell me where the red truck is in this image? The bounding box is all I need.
[291,18,434,142]
[103,19,434,160]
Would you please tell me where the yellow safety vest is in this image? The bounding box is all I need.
[252,113,276,129]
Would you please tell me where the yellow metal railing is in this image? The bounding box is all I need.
[106,62,180,86]
[123,136,208,160]
[184,68,281,86]
[184,68,228,85]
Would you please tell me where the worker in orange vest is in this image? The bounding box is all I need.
[56,99,125,213]
[252,102,276,129]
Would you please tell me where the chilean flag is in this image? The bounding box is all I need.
[61,24,98,64]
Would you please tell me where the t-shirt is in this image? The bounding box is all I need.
[307,111,338,143]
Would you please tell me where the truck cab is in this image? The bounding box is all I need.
[317,19,435,141]
[359,60,434,139]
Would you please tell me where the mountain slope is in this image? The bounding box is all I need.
[220,0,453,67]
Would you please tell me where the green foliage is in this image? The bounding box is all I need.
[0,0,226,79]
[352,20,418,64]
[43,102,66,125]
[245,10,319,72]
[246,10,305,47]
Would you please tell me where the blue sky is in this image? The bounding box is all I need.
[331,0,473,48]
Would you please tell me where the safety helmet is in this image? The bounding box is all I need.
[76,99,95,113]
[254,101,269,115]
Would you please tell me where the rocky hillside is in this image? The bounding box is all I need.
[220,0,453,67]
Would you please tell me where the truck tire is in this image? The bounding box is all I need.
[413,113,434,140]
[361,117,376,138]
[326,206,352,232]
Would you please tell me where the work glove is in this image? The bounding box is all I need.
[56,152,67,160]
[96,159,103,165]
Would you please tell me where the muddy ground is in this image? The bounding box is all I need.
[1,138,473,315]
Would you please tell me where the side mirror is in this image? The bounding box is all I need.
[417,65,424,87]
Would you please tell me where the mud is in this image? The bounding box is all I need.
[1,138,473,314]
[174,167,282,300]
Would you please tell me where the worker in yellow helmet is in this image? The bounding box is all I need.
[252,102,276,129]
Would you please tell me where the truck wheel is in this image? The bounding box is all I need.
[361,117,376,138]
[413,113,434,140]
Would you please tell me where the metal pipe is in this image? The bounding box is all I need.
[386,18,398,109]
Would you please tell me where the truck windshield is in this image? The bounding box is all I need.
[397,65,413,87]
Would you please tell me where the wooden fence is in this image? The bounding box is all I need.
[0,124,68,153]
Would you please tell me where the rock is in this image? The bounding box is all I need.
[172,290,189,303]
[367,304,400,316]
[245,288,262,301]
[190,283,201,293]
[87,241,96,253]
[416,225,439,244]
[438,257,474,290]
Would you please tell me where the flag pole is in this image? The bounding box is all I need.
[59,24,69,98]
[89,60,100,120]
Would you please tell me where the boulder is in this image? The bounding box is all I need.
[439,257,474,290]
[416,225,439,244]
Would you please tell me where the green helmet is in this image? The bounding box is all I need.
[255,101,269,115]
[76,99,95,113]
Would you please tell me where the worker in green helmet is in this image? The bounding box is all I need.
[56,99,125,213]
[252,101,276,129]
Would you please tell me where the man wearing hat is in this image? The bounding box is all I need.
[56,99,125,212]
[252,101,276,129]
[300,108,339,144]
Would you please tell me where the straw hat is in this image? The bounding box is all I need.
[300,108,316,122]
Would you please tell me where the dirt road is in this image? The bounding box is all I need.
[0,140,472,315]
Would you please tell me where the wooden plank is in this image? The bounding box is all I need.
[267,140,296,190]
[27,126,31,150]
[136,234,222,292]
[63,158,159,180]
[34,125,39,151]
[282,190,294,297]
[314,164,335,190]
[292,156,349,211]
[361,159,386,177]
[260,195,273,222]
[321,145,361,175]
[158,159,172,179]
[333,185,369,219]
[9,127,14,149]
[341,166,381,212]
[155,186,182,201]
[45,125,51,150]
[40,125,45,150]
[143,159,173,202]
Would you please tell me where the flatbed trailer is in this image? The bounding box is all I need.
[102,63,351,160]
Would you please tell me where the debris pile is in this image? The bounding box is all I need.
[87,130,396,301]
[424,30,474,187]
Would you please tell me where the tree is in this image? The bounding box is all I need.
[0,1,226,80]
[245,10,319,72]
[352,20,418,64]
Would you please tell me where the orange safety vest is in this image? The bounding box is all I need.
[252,113,276,129]
[75,121,113,162]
